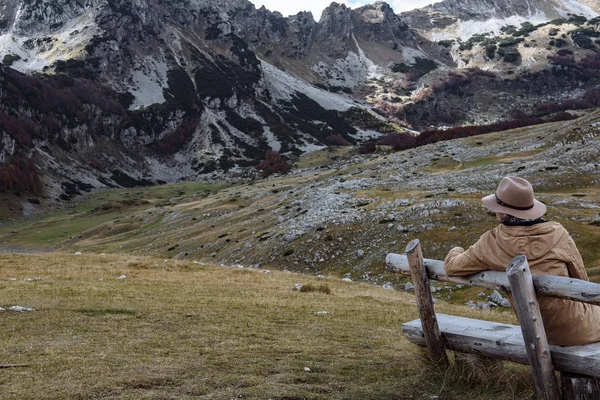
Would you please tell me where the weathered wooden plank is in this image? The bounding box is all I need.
[402,314,600,377]
[405,239,447,364]
[560,372,600,400]
[507,255,560,400]
[386,253,600,305]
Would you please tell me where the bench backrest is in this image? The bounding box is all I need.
[386,253,600,306]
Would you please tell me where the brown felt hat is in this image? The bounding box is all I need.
[482,177,546,220]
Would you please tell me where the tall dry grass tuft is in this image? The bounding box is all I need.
[299,283,332,295]
[441,353,535,398]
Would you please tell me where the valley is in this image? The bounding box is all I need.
[2,110,599,288]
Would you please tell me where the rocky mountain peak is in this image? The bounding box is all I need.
[352,1,411,43]
[356,1,396,20]
[318,2,353,32]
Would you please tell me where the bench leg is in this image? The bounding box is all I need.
[560,371,600,400]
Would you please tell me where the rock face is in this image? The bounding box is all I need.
[403,0,599,40]
[0,0,401,200]
[0,0,599,204]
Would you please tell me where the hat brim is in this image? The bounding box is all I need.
[482,194,547,220]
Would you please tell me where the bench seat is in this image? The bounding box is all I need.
[402,314,600,377]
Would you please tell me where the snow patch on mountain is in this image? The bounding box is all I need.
[555,0,598,18]
[351,129,384,141]
[0,8,101,73]
[297,141,327,153]
[448,11,549,40]
[352,33,381,80]
[128,57,169,109]
[261,60,356,112]
[311,51,367,88]
[263,127,282,152]
[402,47,427,63]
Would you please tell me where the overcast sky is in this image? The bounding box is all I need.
[248,1,439,20]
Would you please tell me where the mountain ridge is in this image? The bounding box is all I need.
[1,0,600,213]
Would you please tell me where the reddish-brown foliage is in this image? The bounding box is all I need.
[152,119,199,153]
[416,116,552,146]
[0,112,42,146]
[465,67,498,79]
[89,159,104,171]
[257,150,290,176]
[580,53,600,70]
[379,133,417,151]
[0,157,42,195]
[326,135,352,146]
[548,54,576,67]
[551,112,577,122]
[358,142,377,154]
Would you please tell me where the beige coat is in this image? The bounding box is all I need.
[444,221,600,346]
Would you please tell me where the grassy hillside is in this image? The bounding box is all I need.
[1,112,599,287]
[0,253,532,399]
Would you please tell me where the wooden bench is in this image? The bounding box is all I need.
[387,239,600,400]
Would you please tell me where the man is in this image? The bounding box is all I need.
[444,176,600,345]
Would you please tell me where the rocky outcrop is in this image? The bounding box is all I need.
[402,0,599,40]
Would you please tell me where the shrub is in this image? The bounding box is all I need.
[551,112,577,122]
[570,15,588,24]
[379,133,417,151]
[512,22,537,37]
[326,135,351,146]
[466,68,498,79]
[89,160,104,171]
[554,38,567,47]
[0,112,41,146]
[503,51,521,63]
[299,284,331,295]
[152,119,199,154]
[580,52,600,70]
[499,37,522,47]
[358,142,377,154]
[0,157,42,195]
[485,44,497,60]
[257,150,290,176]
[548,54,576,67]
[416,116,546,147]
[2,54,21,66]
[412,58,438,75]
[390,63,410,73]
[501,25,518,35]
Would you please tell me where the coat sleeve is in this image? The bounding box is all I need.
[564,232,589,281]
[444,232,491,277]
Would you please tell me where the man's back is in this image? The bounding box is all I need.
[445,221,600,345]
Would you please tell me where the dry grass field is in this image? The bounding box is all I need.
[0,253,532,399]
